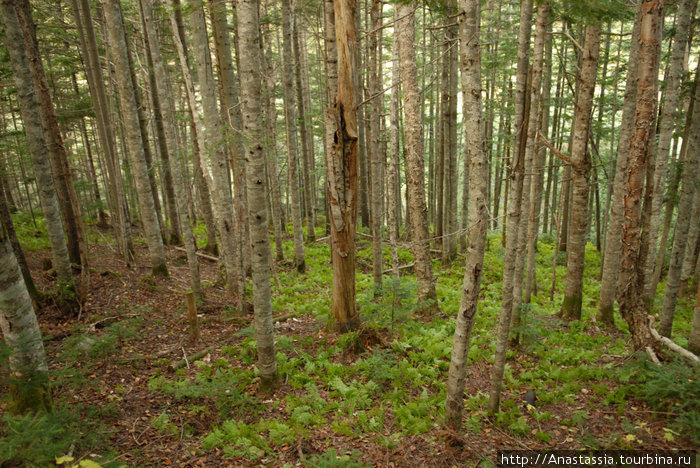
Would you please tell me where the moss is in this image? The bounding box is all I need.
[560,294,582,320]
[152,262,169,277]
[9,377,51,414]
[596,303,614,326]
[296,260,306,273]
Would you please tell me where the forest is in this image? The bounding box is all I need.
[0,0,699,465]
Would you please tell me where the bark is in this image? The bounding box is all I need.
[524,5,551,306]
[0,175,39,304]
[387,29,400,281]
[597,5,642,324]
[2,0,73,285]
[368,0,383,290]
[680,190,700,284]
[442,14,459,263]
[326,0,360,332]
[396,1,438,313]
[658,74,700,337]
[15,0,88,282]
[292,11,316,242]
[0,234,50,413]
[185,0,243,300]
[445,0,489,429]
[690,279,700,355]
[512,4,548,337]
[237,0,278,386]
[209,0,249,283]
[644,0,694,296]
[299,29,318,235]
[70,0,133,262]
[102,0,168,276]
[141,13,181,246]
[561,23,601,321]
[281,0,306,272]
[141,0,201,296]
[617,0,663,351]
[487,0,532,413]
[261,21,285,262]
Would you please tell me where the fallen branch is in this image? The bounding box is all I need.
[168,345,216,371]
[646,346,661,366]
[172,246,219,262]
[382,263,414,275]
[650,326,699,363]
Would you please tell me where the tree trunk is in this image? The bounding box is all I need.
[141,0,201,296]
[209,0,249,283]
[523,4,551,306]
[561,23,601,321]
[387,27,401,281]
[102,0,168,277]
[442,14,459,263]
[2,0,73,285]
[396,1,438,313]
[487,0,532,413]
[658,73,700,337]
[281,0,306,272]
[617,0,663,351]
[445,0,489,429]
[70,0,133,262]
[0,175,39,304]
[597,5,642,324]
[185,0,243,301]
[0,234,50,413]
[643,0,694,296]
[326,0,360,332]
[15,0,89,286]
[292,11,316,243]
[368,0,383,290]
[237,0,278,386]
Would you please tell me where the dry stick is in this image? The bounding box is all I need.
[382,263,415,275]
[185,291,200,344]
[172,245,218,262]
[649,317,700,362]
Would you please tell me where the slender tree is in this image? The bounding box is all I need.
[445,0,489,429]
[102,0,168,276]
[396,1,439,312]
[561,22,601,320]
[325,0,361,332]
[237,0,278,385]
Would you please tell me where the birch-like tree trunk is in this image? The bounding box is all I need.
[326,0,360,332]
[186,0,243,300]
[368,0,383,290]
[396,1,438,312]
[387,20,401,281]
[70,0,133,262]
[15,0,89,288]
[617,0,662,351]
[658,78,700,337]
[445,0,489,429]
[487,0,532,413]
[597,5,642,323]
[442,14,459,263]
[209,0,249,283]
[2,0,73,285]
[0,233,50,413]
[141,0,201,295]
[237,0,278,386]
[511,2,547,336]
[281,0,306,272]
[690,280,700,355]
[102,0,168,276]
[643,0,694,296]
[561,23,601,321]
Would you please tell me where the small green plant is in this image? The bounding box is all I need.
[301,448,370,468]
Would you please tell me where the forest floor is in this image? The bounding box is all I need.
[1,218,698,467]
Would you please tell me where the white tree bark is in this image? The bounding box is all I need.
[102,0,168,276]
[445,0,489,429]
[2,0,73,284]
[237,0,278,385]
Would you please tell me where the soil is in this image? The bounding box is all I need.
[5,240,697,467]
